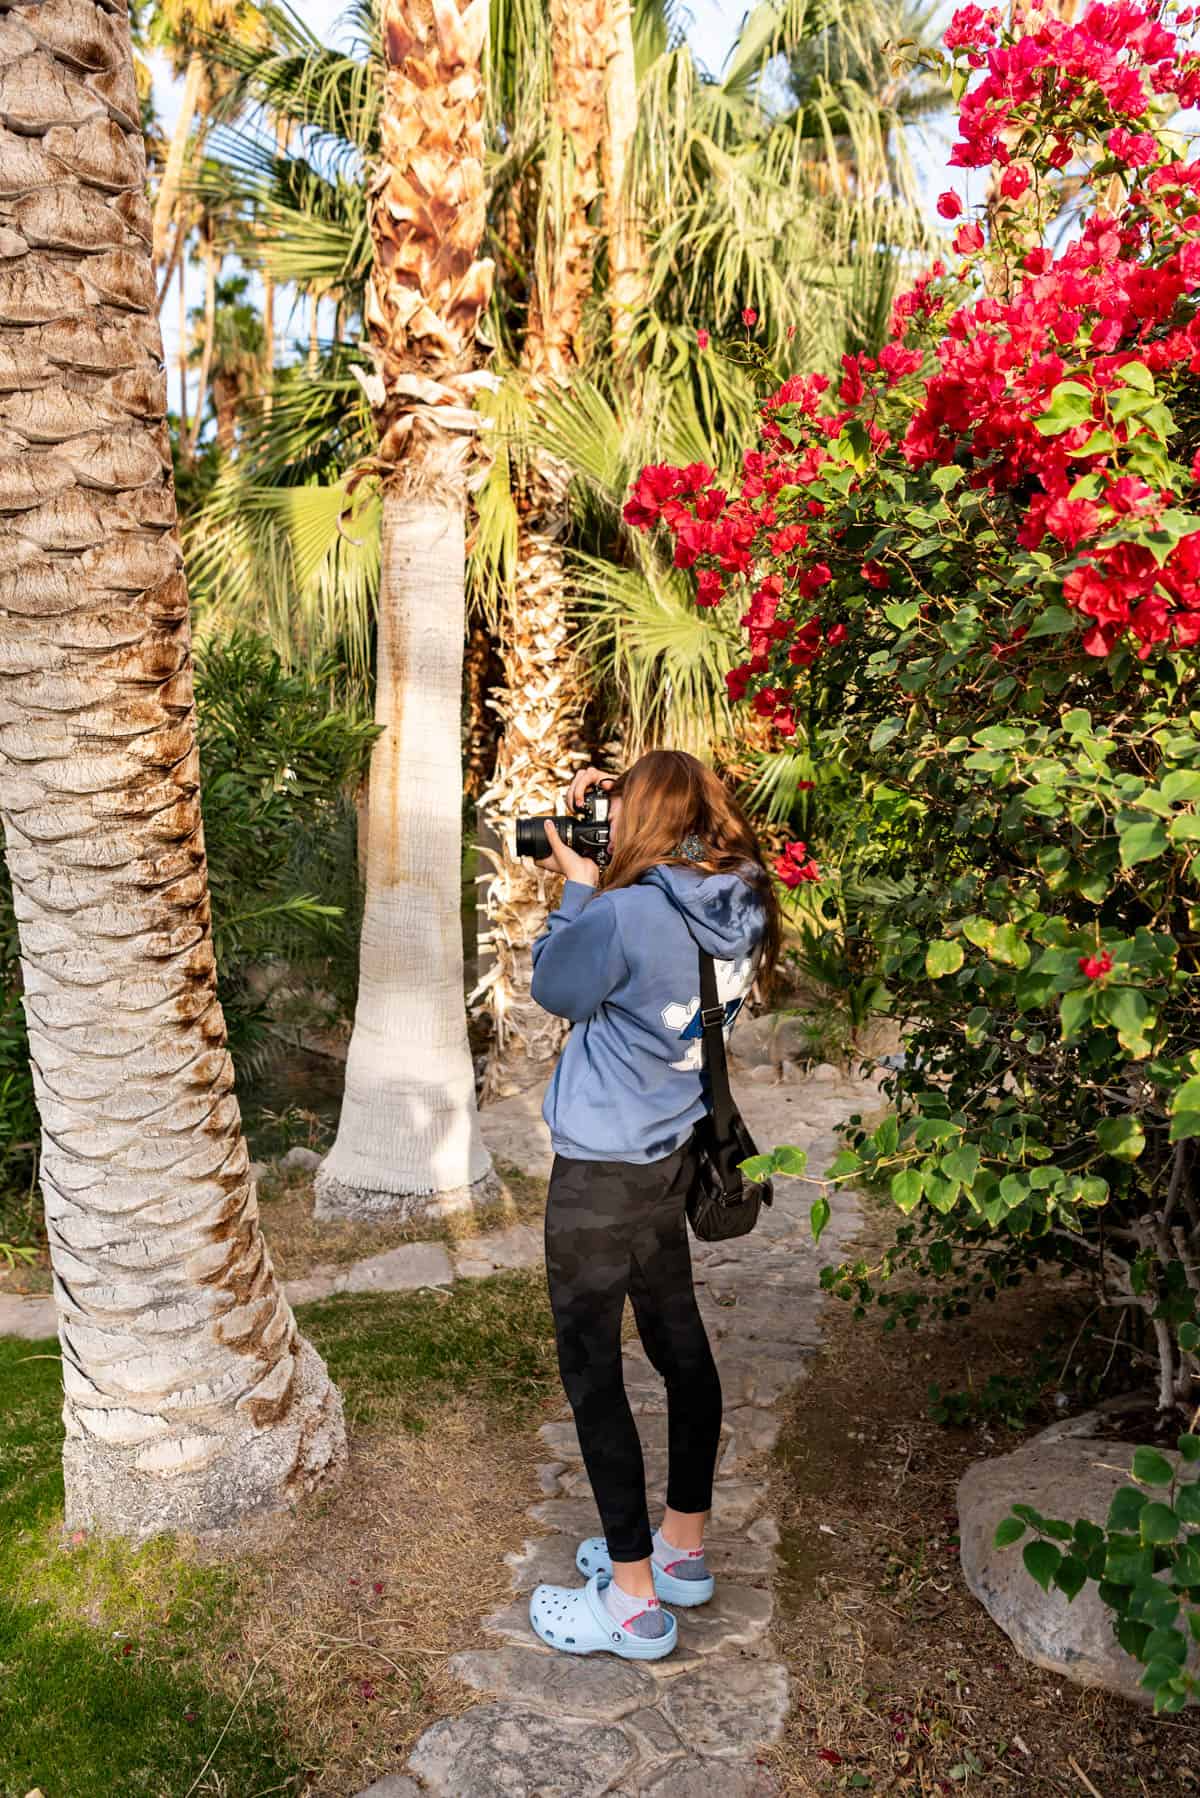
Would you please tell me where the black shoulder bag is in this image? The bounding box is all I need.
[686,948,773,1242]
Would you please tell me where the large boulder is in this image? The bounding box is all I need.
[958,1432,1191,1707]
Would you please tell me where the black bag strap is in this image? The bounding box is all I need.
[698,949,738,1142]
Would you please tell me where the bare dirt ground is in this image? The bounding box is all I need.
[765,1208,1200,1798]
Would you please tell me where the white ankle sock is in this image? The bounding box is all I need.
[603,1574,669,1638]
[652,1526,708,1580]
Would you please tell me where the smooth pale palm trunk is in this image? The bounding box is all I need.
[315,493,492,1218]
[0,0,345,1538]
[151,50,204,266]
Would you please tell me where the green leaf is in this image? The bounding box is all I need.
[1023,1540,1062,1592]
[1170,1078,1200,1144]
[1028,606,1078,638]
[870,717,903,753]
[1099,986,1154,1058]
[1119,817,1169,868]
[1034,380,1093,435]
[1133,1447,1176,1487]
[1143,1626,1189,1667]
[1108,1487,1148,1531]
[1060,986,1095,1041]
[892,1168,925,1214]
[994,1516,1026,1549]
[1141,1503,1180,1545]
[1141,1655,1185,1695]
[1096,1116,1146,1161]
[773,1145,809,1178]
[810,1195,831,1245]
[991,924,1030,969]
[943,1143,981,1186]
[1175,1482,1200,1525]
[740,1154,776,1181]
[926,939,964,979]
[1179,1435,1200,1464]
[1054,1555,1088,1601]
[884,601,921,630]
[1120,359,1156,393]
[1161,770,1200,805]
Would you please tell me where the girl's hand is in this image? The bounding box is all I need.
[566,765,613,812]
[538,820,599,887]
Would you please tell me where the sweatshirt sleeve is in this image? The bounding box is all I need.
[530,881,628,1022]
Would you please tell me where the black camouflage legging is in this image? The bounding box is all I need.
[544,1138,723,1563]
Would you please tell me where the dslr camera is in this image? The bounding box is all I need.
[515,789,612,867]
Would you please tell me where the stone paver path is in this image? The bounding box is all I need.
[393,1067,880,1798]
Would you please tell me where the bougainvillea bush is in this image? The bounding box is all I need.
[627,0,1200,1707]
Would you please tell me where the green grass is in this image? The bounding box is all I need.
[0,1268,557,1798]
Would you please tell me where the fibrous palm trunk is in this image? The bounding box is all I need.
[475,0,608,1097]
[315,0,495,1219]
[0,0,345,1536]
[603,0,644,360]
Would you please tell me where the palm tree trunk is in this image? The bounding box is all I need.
[0,0,345,1537]
[604,0,645,358]
[476,0,607,1094]
[315,492,490,1216]
[187,219,217,457]
[177,256,191,460]
[477,468,587,1096]
[315,0,496,1219]
[151,50,205,266]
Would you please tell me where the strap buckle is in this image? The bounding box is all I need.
[699,1005,726,1029]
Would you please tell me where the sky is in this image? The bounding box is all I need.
[155,0,957,420]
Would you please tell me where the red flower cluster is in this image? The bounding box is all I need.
[621,0,1200,743]
[946,3,1197,172]
[775,841,821,888]
[1079,950,1114,979]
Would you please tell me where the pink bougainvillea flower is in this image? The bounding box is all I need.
[775,841,821,888]
[999,163,1031,201]
[696,327,710,350]
[1078,951,1114,980]
[937,189,964,219]
[742,306,758,326]
[953,221,986,254]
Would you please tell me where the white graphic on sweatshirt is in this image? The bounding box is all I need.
[661,951,757,1071]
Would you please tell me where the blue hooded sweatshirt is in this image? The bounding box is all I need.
[530,864,766,1164]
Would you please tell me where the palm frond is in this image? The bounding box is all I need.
[572,553,740,754]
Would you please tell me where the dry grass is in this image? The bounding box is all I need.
[197,1397,548,1796]
[764,1209,1200,1798]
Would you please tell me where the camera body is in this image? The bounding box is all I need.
[515,790,613,867]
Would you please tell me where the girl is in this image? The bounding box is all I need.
[526,748,779,1661]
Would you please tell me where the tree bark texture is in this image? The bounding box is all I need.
[0,0,345,1539]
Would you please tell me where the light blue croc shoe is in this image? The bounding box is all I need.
[575,1536,716,1608]
[529,1571,677,1661]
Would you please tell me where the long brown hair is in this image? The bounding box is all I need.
[601,750,780,982]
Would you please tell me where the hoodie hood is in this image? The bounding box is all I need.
[639,863,766,959]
